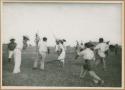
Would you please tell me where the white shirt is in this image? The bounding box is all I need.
[80,44,84,49]
[38,40,48,52]
[94,43,109,52]
[78,48,95,60]
[58,43,66,60]
[59,43,65,53]
[94,43,109,57]
[55,44,60,52]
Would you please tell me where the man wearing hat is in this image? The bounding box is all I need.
[8,38,17,62]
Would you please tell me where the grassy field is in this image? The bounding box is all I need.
[2,45,122,87]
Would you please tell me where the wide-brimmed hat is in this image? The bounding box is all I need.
[43,37,47,41]
[10,38,15,41]
[62,39,66,42]
[23,35,29,40]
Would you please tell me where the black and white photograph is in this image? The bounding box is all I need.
[1,0,124,89]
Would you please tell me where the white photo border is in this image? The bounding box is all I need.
[0,0,124,90]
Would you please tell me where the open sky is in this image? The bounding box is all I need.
[2,3,122,46]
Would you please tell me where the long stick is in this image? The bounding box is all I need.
[50,29,58,41]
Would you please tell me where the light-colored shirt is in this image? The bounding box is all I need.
[94,43,109,58]
[38,41,48,53]
[94,43,109,52]
[59,43,65,53]
[58,43,66,60]
[80,44,84,49]
[55,44,60,52]
[78,48,95,60]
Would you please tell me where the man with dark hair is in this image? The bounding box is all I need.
[94,38,109,71]
[33,37,50,70]
[8,38,17,62]
[23,36,29,50]
[99,38,104,43]
[80,42,84,51]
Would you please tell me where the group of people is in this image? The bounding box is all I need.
[7,34,111,85]
[33,33,67,70]
[8,35,29,73]
[75,38,109,85]
[7,34,67,73]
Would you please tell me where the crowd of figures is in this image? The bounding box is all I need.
[7,33,120,85]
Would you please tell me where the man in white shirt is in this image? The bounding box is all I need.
[77,42,104,85]
[94,38,109,71]
[33,37,49,70]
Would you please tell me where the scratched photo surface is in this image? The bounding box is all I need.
[2,3,122,87]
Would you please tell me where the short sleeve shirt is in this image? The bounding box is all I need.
[38,41,48,52]
[94,43,109,58]
[78,48,95,60]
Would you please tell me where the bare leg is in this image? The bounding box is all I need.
[8,51,14,62]
[33,52,39,69]
[88,71,104,84]
[80,66,84,77]
[102,58,106,71]
[40,60,44,70]
[80,66,87,79]
[88,71,101,81]
[60,59,65,67]
[40,53,46,70]
[93,79,98,84]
